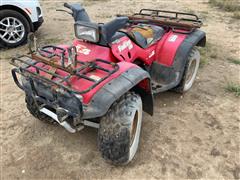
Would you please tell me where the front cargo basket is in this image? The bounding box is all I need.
[11,45,119,95]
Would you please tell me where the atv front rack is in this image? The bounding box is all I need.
[123,9,203,30]
[11,45,119,95]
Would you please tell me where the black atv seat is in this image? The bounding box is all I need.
[129,24,165,48]
[102,17,129,44]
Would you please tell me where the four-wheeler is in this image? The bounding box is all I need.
[11,3,206,165]
[0,0,43,48]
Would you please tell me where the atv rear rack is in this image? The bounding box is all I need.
[11,45,119,95]
[123,9,203,30]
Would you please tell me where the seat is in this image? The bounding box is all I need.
[102,17,129,43]
[129,24,165,48]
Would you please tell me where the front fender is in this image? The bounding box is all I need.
[82,67,153,119]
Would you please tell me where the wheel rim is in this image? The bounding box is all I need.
[185,58,197,86]
[129,99,142,162]
[0,17,25,44]
[130,111,139,146]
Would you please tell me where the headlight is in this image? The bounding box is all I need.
[74,22,99,43]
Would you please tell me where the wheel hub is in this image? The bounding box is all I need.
[7,26,15,33]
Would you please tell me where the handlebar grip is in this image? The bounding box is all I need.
[64,3,71,9]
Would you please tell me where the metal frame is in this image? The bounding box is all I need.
[138,9,200,22]
[123,8,203,30]
[11,45,119,95]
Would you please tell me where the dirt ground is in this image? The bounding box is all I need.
[1,0,240,179]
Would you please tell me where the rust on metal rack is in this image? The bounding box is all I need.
[31,53,74,74]
[119,8,202,30]
[11,46,120,95]
[127,15,202,29]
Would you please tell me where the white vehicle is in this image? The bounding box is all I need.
[0,0,43,48]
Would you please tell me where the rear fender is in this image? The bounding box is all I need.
[82,67,153,119]
[151,30,206,89]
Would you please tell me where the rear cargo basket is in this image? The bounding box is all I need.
[120,9,203,30]
[11,45,119,95]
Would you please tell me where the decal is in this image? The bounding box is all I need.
[168,35,178,42]
[89,75,101,81]
[111,39,120,44]
[149,50,155,58]
[76,45,91,55]
[118,40,133,52]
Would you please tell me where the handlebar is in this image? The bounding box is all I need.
[64,3,72,10]
[59,3,91,22]
[56,9,72,15]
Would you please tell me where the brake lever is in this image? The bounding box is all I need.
[56,9,72,16]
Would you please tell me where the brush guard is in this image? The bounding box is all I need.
[11,45,119,132]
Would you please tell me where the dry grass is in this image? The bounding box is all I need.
[233,11,240,18]
[209,0,240,18]
[199,43,218,67]
[209,0,240,12]
[228,57,240,65]
[226,83,240,97]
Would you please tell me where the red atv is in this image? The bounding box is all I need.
[11,3,206,165]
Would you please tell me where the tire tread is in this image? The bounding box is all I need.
[98,92,140,165]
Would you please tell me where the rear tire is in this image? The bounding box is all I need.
[174,48,200,93]
[25,95,56,124]
[98,92,143,165]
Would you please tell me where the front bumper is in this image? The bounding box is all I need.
[12,68,100,133]
[10,50,119,132]
[33,16,44,31]
[40,107,77,133]
[23,77,83,118]
[12,67,82,118]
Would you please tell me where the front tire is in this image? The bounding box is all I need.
[98,92,143,165]
[0,10,30,48]
[174,48,200,93]
[25,95,55,124]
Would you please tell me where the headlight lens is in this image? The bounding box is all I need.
[75,24,99,43]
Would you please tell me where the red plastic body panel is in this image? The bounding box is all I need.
[71,40,140,104]
[29,41,139,104]
[110,32,187,67]
[66,62,137,104]
[110,36,156,65]
[156,32,187,66]
[72,40,116,62]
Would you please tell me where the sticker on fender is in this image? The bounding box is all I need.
[168,35,178,42]
[118,40,133,52]
[149,50,155,58]
[76,45,91,55]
